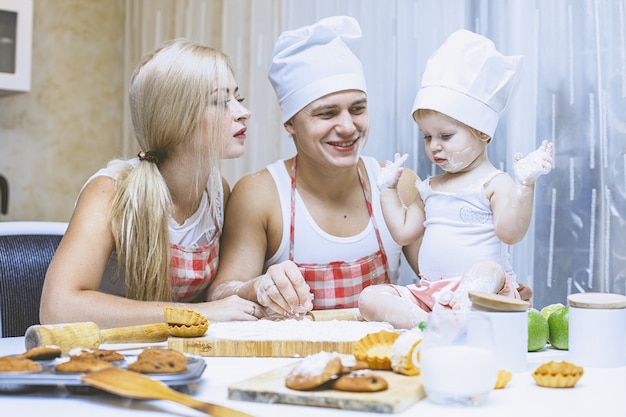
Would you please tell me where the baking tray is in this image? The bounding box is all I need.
[0,351,206,392]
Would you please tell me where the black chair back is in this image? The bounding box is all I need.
[0,222,66,338]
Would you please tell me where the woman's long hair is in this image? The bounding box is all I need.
[111,39,232,301]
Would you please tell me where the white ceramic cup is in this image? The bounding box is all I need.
[568,292,626,368]
[468,310,528,373]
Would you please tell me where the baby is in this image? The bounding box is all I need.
[359,30,553,329]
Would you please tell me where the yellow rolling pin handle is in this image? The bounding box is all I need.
[24,322,170,353]
[99,322,169,344]
[25,322,101,353]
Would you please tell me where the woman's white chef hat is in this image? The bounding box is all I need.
[268,15,367,123]
[412,29,523,138]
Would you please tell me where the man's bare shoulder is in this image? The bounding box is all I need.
[373,158,419,203]
[231,168,275,196]
[398,165,420,202]
[227,168,279,215]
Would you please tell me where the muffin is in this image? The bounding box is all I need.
[0,356,42,373]
[532,360,584,388]
[18,345,62,361]
[285,351,343,391]
[164,306,209,337]
[69,348,124,362]
[128,357,188,374]
[331,369,389,392]
[390,328,423,376]
[55,358,113,373]
[353,330,401,370]
[494,369,512,389]
[137,348,189,363]
[129,347,189,374]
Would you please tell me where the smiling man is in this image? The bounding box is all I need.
[208,15,420,316]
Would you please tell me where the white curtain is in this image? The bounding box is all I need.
[127,0,626,306]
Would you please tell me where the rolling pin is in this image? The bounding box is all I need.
[24,322,170,352]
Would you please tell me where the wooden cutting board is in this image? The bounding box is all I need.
[228,363,426,413]
[169,337,357,357]
[168,319,395,357]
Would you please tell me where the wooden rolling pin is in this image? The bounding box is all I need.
[24,322,170,352]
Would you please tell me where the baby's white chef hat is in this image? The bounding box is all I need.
[268,15,367,123]
[412,29,523,138]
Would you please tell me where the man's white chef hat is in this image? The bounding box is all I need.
[412,29,523,138]
[268,15,367,123]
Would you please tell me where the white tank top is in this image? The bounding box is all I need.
[417,171,515,280]
[263,156,401,283]
[82,158,223,247]
[82,158,224,297]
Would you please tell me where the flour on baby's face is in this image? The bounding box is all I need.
[439,146,478,173]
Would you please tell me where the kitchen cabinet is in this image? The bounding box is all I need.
[0,0,33,96]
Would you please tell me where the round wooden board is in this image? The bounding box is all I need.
[469,291,530,312]
[567,292,626,309]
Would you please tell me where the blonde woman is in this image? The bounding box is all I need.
[40,39,261,328]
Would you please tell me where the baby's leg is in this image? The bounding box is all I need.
[358,285,428,330]
[444,260,506,310]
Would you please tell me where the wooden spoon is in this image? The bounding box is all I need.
[82,367,254,417]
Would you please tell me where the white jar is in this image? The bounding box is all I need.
[567,292,626,368]
[469,310,528,372]
[468,291,531,373]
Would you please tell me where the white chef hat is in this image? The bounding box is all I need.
[412,29,523,138]
[268,15,367,123]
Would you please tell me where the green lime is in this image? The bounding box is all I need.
[540,303,565,320]
[548,305,569,350]
[528,308,549,352]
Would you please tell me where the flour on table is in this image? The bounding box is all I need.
[204,320,393,341]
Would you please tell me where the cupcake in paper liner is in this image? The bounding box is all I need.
[164,306,209,337]
[532,360,583,388]
[353,330,401,370]
[390,328,423,376]
[494,369,512,389]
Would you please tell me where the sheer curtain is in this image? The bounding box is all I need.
[126,0,626,305]
[122,0,223,156]
[229,0,626,305]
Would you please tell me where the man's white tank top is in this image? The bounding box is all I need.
[263,156,402,283]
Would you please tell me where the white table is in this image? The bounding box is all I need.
[1,336,625,417]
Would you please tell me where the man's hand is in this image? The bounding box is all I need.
[256,261,313,317]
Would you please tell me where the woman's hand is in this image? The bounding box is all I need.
[256,261,313,317]
[197,295,266,321]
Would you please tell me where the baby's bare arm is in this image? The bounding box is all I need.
[378,154,425,245]
[492,140,554,244]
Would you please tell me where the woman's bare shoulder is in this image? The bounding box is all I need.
[76,175,116,209]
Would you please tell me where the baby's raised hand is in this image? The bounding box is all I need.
[377,153,408,190]
[513,140,554,186]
